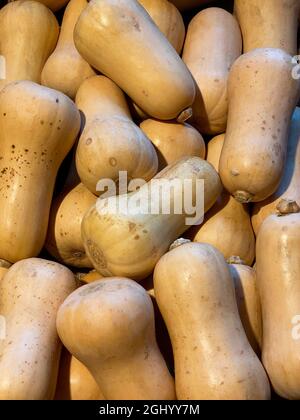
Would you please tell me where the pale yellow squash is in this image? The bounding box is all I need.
[154,242,270,400]
[42,0,96,99]
[0,258,76,400]
[257,200,300,399]
[183,7,242,134]
[0,1,59,90]
[139,0,185,54]
[219,48,300,203]
[75,76,158,195]
[0,81,80,263]
[190,134,255,265]
[74,0,195,120]
[82,157,222,280]
[46,183,97,269]
[252,107,300,235]
[140,118,206,171]
[235,0,300,55]
[57,278,176,400]
[55,349,105,400]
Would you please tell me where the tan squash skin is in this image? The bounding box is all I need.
[27,0,70,12]
[57,278,176,400]
[256,201,300,399]
[0,1,59,90]
[138,0,185,54]
[190,134,255,265]
[219,48,300,203]
[252,107,300,235]
[0,81,80,263]
[0,267,8,281]
[42,0,96,99]
[0,258,77,400]
[82,157,222,281]
[234,0,300,56]
[55,349,105,400]
[74,0,195,121]
[229,261,262,354]
[192,192,255,265]
[75,76,158,195]
[140,119,206,171]
[183,8,242,135]
[46,183,97,269]
[154,243,270,400]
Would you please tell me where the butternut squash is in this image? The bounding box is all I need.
[74,0,195,121]
[75,76,158,195]
[0,1,59,90]
[252,107,300,235]
[82,157,222,280]
[0,258,76,400]
[154,242,270,400]
[234,0,300,55]
[190,134,255,265]
[138,0,185,54]
[256,200,300,400]
[0,81,80,263]
[0,267,7,281]
[57,278,176,400]
[46,183,97,269]
[81,270,103,284]
[41,0,96,99]
[229,259,262,354]
[27,0,70,12]
[182,8,242,134]
[140,118,206,171]
[55,349,104,400]
[219,48,300,203]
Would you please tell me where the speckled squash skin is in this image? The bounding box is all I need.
[154,243,270,400]
[57,278,176,400]
[0,258,77,400]
[74,0,195,120]
[0,1,59,90]
[256,203,300,399]
[235,0,300,55]
[46,183,97,269]
[219,48,300,203]
[0,81,80,263]
[252,108,300,235]
[42,0,96,99]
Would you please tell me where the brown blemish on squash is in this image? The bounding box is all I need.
[128,222,136,232]
[132,17,141,31]
[86,239,107,269]
[134,235,140,240]
[86,138,92,145]
[109,157,117,167]
[273,143,282,157]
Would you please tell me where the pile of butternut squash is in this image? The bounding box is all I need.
[0,0,300,401]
